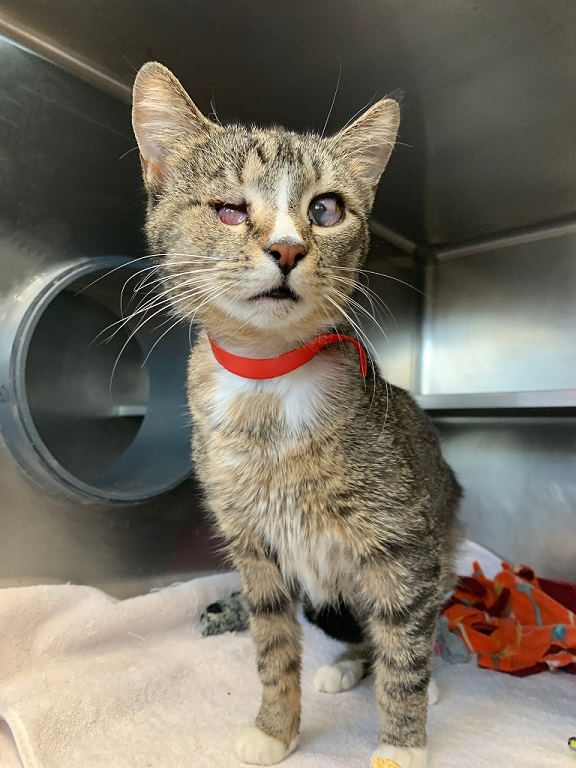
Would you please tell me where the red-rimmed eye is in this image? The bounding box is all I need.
[217,203,248,226]
[308,195,343,227]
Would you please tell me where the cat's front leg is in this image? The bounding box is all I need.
[362,561,441,768]
[234,548,302,766]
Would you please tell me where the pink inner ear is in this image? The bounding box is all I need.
[140,155,164,186]
[133,98,176,164]
[133,66,222,171]
[133,77,190,165]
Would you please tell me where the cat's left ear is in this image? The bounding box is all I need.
[328,99,400,191]
[132,62,221,190]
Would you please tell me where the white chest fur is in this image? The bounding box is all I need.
[275,523,347,605]
[252,490,347,605]
[208,352,342,435]
[206,352,349,603]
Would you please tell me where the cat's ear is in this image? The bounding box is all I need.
[132,62,220,189]
[329,99,400,190]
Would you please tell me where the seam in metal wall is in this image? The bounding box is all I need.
[0,11,131,101]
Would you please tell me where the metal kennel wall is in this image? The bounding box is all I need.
[0,1,574,590]
[0,40,219,594]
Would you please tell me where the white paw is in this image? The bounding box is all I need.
[313,660,364,693]
[235,726,295,766]
[371,744,427,768]
[427,679,439,707]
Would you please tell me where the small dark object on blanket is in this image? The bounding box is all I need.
[200,592,249,636]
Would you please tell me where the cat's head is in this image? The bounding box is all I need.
[132,62,399,346]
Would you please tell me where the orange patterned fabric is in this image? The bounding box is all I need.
[444,562,576,674]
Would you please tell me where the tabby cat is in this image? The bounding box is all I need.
[132,62,462,768]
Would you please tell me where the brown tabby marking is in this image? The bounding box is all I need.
[132,62,462,768]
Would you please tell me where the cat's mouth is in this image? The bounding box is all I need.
[251,286,299,301]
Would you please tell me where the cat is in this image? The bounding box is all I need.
[131,62,462,768]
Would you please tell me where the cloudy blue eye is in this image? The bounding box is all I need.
[308,195,343,227]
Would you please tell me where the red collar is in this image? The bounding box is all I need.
[209,333,368,380]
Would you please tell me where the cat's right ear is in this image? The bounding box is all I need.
[132,62,220,190]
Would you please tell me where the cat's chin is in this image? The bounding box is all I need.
[210,294,317,333]
[196,301,338,351]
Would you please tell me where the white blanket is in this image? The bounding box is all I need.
[0,555,573,767]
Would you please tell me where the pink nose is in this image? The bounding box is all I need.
[267,242,307,277]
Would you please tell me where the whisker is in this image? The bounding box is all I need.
[97,276,220,345]
[209,94,224,127]
[137,273,219,306]
[330,274,395,326]
[129,265,163,298]
[120,265,161,315]
[339,90,380,132]
[118,144,139,160]
[334,279,397,335]
[321,57,342,138]
[148,252,223,262]
[107,306,172,395]
[140,267,220,291]
[99,295,175,345]
[321,291,375,366]
[333,265,424,296]
[189,283,235,317]
[125,278,160,315]
[76,255,154,294]
[334,289,391,347]
[106,279,224,391]
[326,265,394,317]
[324,289,380,361]
[323,290,380,421]
[141,317,186,367]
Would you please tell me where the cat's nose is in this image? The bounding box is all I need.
[267,242,307,277]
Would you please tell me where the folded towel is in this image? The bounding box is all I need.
[0,571,573,767]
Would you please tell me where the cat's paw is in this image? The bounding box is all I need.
[313,659,364,693]
[427,679,439,707]
[235,726,295,765]
[371,745,427,768]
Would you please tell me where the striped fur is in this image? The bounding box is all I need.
[132,62,462,767]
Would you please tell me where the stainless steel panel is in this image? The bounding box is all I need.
[0,40,142,262]
[417,391,576,411]
[0,41,222,593]
[422,227,576,396]
[357,242,422,392]
[0,445,220,596]
[2,1,576,245]
[0,10,574,593]
[438,419,576,581]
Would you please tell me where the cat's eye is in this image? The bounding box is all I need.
[308,195,343,227]
[216,203,248,226]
